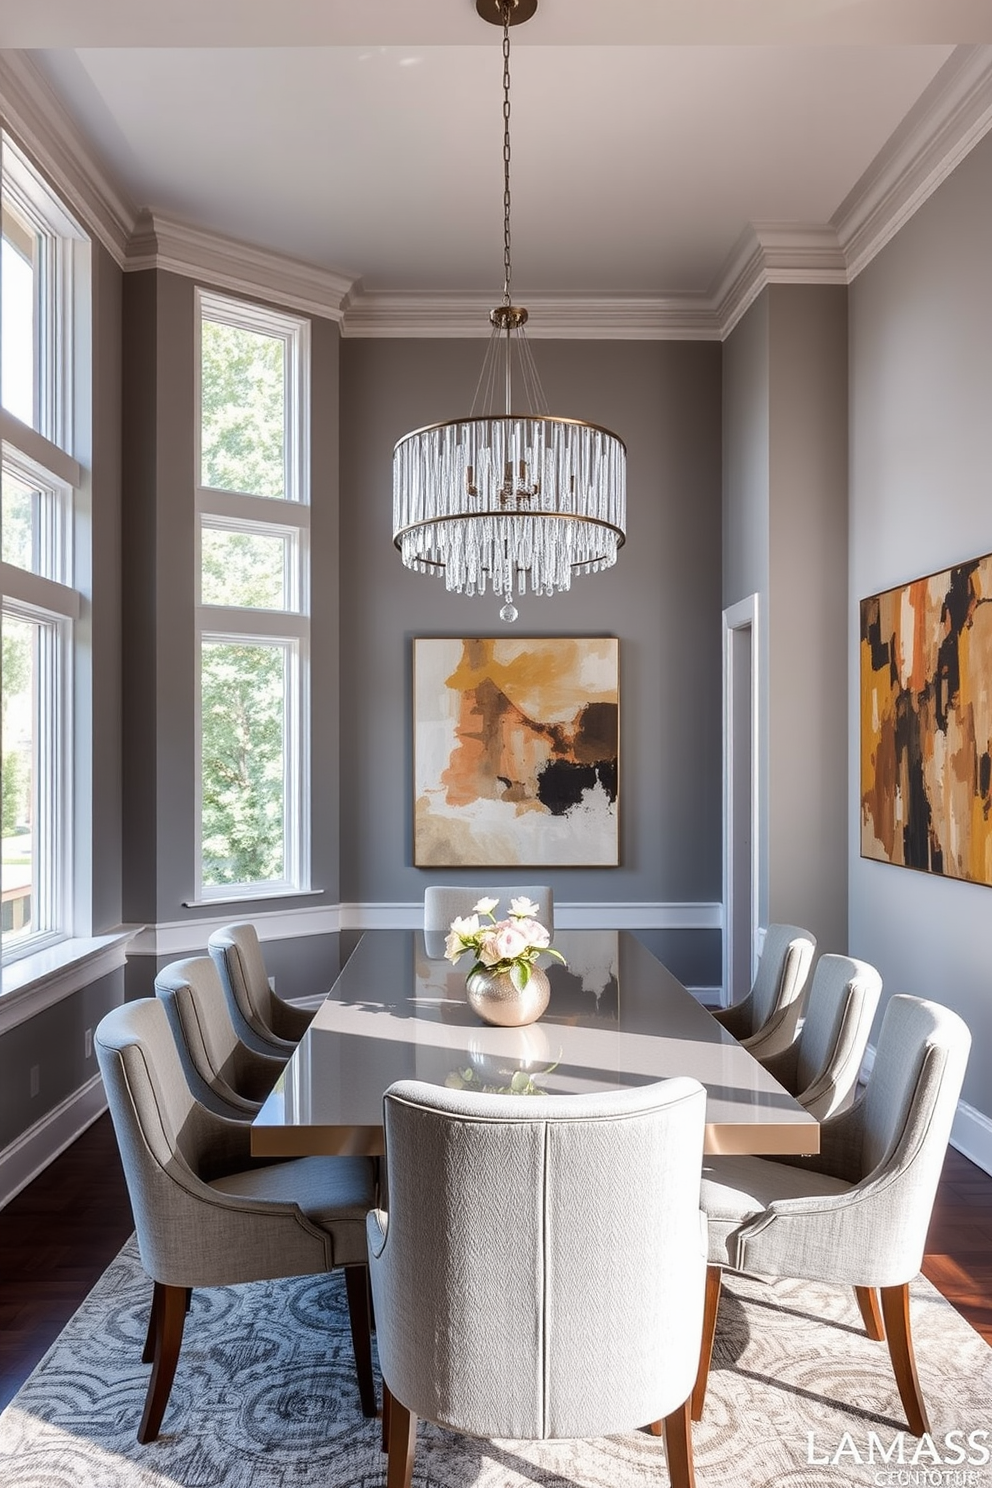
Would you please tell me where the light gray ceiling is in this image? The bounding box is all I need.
[3,2,989,298]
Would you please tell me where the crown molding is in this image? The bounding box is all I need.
[340,289,722,340]
[833,43,992,281]
[4,44,992,337]
[125,211,357,321]
[713,223,847,338]
[0,50,136,263]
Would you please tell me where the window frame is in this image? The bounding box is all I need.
[1,131,87,972]
[193,289,312,905]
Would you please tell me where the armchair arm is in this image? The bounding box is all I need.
[732,1156,926,1288]
[740,997,803,1059]
[231,1043,287,1103]
[758,1040,801,1091]
[711,994,753,1041]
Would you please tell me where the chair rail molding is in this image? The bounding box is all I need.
[127,901,723,956]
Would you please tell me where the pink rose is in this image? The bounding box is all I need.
[490,923,528,962]
[515,918,549,948]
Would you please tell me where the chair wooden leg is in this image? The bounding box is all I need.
[661,1398,696,1488]
[138,1282,187,1443]
[381,1379,391,1453]
[141,1282,162,1365]
[385,1389,418,1488]
[691,1265,723,1421]
[855,1285,885,1341]
[343,1265,377,1418]
[880,1282,930,1437]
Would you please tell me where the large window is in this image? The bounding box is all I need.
[2,135,86,965]
[195,291,310,901]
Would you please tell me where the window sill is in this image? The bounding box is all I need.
[0,930,138,1036]
[182,888,326,908]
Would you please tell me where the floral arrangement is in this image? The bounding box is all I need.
[444,896,565,990]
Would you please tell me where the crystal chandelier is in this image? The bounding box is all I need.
[392,0,626,623]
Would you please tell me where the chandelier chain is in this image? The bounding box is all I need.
[501,2,513,307]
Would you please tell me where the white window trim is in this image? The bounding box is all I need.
[199,514,307,616]
[1,595,73,965]
[193,288,312,906]
[195,628,310,903]
[2,132,88,976]
[195,288,311,509]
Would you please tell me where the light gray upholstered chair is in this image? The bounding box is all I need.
[423,884,554,958]
[695,994,971,1437]
[208,921,316,1055]
[155,954,286,1119]
[711,922,816,1058]
[368,1076,708,1488]
[94,998,377,1443]
[757,952,882,1120]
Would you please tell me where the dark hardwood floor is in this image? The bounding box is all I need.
[1,1115,990,1412]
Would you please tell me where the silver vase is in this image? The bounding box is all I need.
[465,964,551,1028]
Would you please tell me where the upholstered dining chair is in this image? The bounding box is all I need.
[423,883,554,958]
[208,921,316,1055]
[368,1075,708,1488]
[155,955,286,1119]
[694,994,971,1437]
[756,952,882,1120]
[711,922,816,1058]
[94,998,377,1443]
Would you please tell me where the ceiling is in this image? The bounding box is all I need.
[3,3,992,305]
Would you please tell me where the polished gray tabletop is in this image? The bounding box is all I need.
[251,929,819,1158]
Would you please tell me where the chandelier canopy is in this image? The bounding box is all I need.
[392,0,626,623]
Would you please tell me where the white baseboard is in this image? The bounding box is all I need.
[0,1073,108,1210]
[860,1042,991,1178]
[128,900,724,955]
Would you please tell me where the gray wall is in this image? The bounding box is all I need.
[120,271,343,929]
[723,285,849,954]
[849,129,992,1118]
[767,285,848,951]
[338,338,724,917]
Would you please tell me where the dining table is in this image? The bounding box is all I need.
[251,928,819,1159]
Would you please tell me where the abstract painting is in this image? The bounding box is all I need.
[414,637,619,867]
[860,553,992,886]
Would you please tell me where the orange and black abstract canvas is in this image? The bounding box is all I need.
[413,637,619,867]
[860,553,992,886]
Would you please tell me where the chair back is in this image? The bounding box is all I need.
[750,922,816,1033]
[860,994,971,1196]
[155,954,261,1115]
[370,1076,706,1441]
[208,922,281,1043]
[95,998,227,1282]
[793,953,882,1119]
[423,886,554,958]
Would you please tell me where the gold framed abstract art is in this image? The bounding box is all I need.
[413,636,619,868]
[860,552,992,887]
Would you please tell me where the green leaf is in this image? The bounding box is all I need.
[510,961,531,992]
[509,1070,531,1092]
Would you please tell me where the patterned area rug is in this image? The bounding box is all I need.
[1,1238,990,1488]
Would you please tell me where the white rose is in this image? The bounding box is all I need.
[509,897,540,919]
[449,913,480,938]
[444,929,466,963]
[473,896,500,916]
